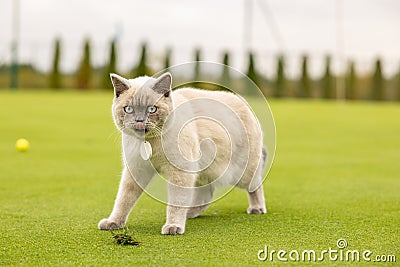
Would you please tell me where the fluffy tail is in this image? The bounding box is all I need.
[261,146,267,172]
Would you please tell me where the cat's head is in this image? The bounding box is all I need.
[110,72,173,138]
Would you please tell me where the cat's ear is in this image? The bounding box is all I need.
[152,72,172,97]
[110,73,130,98]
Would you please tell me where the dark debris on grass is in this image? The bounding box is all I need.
[111,227,141,246]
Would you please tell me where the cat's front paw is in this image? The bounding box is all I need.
[98,218,124,230]
[161,224,185,235]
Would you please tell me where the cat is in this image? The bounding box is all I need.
[98,72,267,235]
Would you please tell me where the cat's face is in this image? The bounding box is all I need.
[110,73,173,138]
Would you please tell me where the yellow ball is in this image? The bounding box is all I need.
[16,138,30,152]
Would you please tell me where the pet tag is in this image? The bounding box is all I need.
[140,141,152,160]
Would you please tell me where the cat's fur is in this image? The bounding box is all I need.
[98,73,267,235]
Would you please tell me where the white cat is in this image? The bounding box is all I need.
[98,73,267,235]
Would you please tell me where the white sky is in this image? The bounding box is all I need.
[1,0,400,77]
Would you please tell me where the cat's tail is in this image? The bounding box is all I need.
[261,146,267,172]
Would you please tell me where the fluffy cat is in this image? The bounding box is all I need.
[98,72,267,235]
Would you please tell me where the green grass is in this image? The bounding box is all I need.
[0,91,399,266]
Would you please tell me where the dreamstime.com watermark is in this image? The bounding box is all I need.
[257,239,396,263]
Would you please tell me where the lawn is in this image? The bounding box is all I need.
[0,90,399,266]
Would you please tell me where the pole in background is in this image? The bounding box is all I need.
[335,0,345,101]
[257,0,286,52]
[243,0,253,53]
[10,0,20,90]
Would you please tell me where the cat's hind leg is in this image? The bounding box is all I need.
[246,147,267,214]
[187,185,214,219]
[247,185,266,214]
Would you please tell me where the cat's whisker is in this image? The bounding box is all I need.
[107,128,123,145]
[147,125,164,137]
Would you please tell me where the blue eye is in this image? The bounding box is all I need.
[124,106,134,114]
[147,105,157,114]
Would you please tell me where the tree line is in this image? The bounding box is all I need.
[1,38,400,101]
